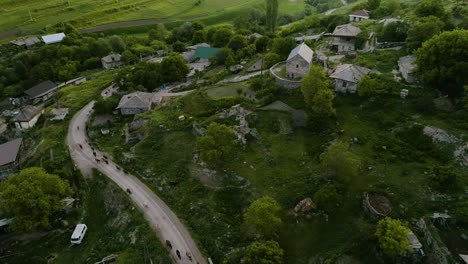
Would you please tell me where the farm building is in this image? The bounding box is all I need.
[193,47,220,63]
[10,36,41,48]
[41,33,66,44]
[24,80,59,102]
[101,54,122,69]
[349,10,369,22]
[11,105,44,130]
[330,64,371,93]
[0,138,22,180]
[398,55,418,84]
[116,92,162,115]
[330,24,361,53]
[286,43,314,79]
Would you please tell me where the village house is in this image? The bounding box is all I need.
[10,36,41,49]
[11,105,44,130]
[247,59,264,72]
[101,54,122,69]
[329,64,372,93]
[24,80,58,103]
[0,138,22,180]
[116,92,162,115]
[286,43,314,79]
[41,33,66,44]
[398,55,418,83]
[330,24,361,53]
[349,10,370,22]
[193,46,220,63]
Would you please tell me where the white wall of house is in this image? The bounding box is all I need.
[286,56,311,79]
[349,15,369,22]
[14,112,42,129]
[332,37,356,52]
[334,79,358,93]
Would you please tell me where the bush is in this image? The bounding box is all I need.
[313,183,342,212]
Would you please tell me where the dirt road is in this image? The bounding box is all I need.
[67,102,206,264]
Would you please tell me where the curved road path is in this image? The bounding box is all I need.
[67,101,206,264]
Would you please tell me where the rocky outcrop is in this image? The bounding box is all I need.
[294,198,317,213]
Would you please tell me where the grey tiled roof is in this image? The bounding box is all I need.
[117,92,161,109]
[329,64,371,83]
[0,138,22,167]
[287,43,314,63]
[332,24,361,37]
[24,80,57,98]
[11,105,43,122]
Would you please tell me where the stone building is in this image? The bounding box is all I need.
[24,80,58,103]
[116,92,162,115]
[285,43,314,79]
[329,64,371,93]
[398,55,418,83]
[11,105,44,130]
[331,24,362,53]
[101,54,122,69]
[349,10,369,22]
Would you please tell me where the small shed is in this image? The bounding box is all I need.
[42,33,66,44]
[101,54,122,70]
[349,10,370,22]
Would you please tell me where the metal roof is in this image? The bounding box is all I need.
[41,33,66,44]
[24,80,57,98]
[0,138,22,167]
[10,37,41,47]
[193,47,220,59]
[287,43,314,63]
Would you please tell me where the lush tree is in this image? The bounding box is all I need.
[172,41,186,53]
[366,0,381,10]
[271,37,296,59]
[266,0,279,32]
[121,50,138,65]
[160,53,190,83]
[212,28,234,47]
[406,16,444,52]
[313,183,342,212]
[172,22,195,42]
[415,29,468,97]
[149,24,169,41]
[244,196,282,238]
[255,36,270,52]
[358,73,402,96]
[375,217,411,256]
[320,142,361,180]
[197,122,238,165]
[0,168,72,232]
[109,35,126,53]
[264,52,282,68]
[225,54,237,67]
[94,96,119,115]
[354,30,369,50]
[429,165,459,191]
[378,21,410,42]
[150,40,168,51]
[244,241,284,264]
[228,34,248,51]
[212,48,234,66]
[90,38,112,57]
[415,0,447,21]
[192,30,206,44]
[301,65,336,118]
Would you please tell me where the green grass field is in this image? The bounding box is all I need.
[0,0,303,34]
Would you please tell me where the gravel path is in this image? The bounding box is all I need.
[67,102,206,264]
[217,71,263,84]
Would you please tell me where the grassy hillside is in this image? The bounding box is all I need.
[0,0,303,33]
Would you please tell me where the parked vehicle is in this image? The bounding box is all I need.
[71,224,88,244]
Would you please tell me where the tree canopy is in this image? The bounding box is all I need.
[415,29,468,97]
[301,65,336,118]
[0,167,72,232]
[358,73,402,96]
[266,0,279,32]
[406,16,445,53]
[243,240,284,264]
[375,217,411,256]
[197,122,238,165]
[313,183,342,212]
[320,142,361,181]
[244,196,282,238]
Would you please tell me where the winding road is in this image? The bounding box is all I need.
[67,101,206,264]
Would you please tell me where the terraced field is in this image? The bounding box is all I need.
[0,0,303,34]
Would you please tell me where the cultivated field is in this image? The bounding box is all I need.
[0,0,303,34]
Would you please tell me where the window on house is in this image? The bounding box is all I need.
[296,64,299,68]
[342,81,347,88]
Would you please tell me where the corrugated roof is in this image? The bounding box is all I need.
[350,10,369,17]
[11,105,43,122]
[193,47,220,59]
[329,64,371,83]
[0,138,22,167]
[42,33,66,44]
[24,80,57,98]
[287,43,314,63]
[332,24,361,37]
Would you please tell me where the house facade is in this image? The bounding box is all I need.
[398,55,418,83]
[330,64,371,93]
[116,92,162,115]
[11,105,44,129]
[331,24,362,53]
[24,80,59,103]
[0,138,22,180]
[101,54,122,69]
[286,43,314,79]
[349,10,370,22]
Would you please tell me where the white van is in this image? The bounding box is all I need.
[71,224,87,244]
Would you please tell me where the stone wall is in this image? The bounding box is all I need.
[269,62,302,89]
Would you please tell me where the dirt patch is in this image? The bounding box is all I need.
[180,14,210,20]
[79,19,174,33]
[0,29,23,41]
[368,193,392,216]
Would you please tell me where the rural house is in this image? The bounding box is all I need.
[24,80,58,102]
[10,36,41,49]
[247,59,264,72]
[349,10,370,22]
[286,43,314,79]
[101,54,122,69]
[193,46,220,63]
[116,92,162,115]
[11,105,44,130]
[398,55,418,83]
[0,138,22,180]
[329,64,371,93]
[331,24,361,52]
[41,33,66,44]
